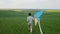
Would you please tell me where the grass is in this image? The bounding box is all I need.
[0,10,60,34]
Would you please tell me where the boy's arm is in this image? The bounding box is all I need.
[27,17,29,23]
[32,17,34,23]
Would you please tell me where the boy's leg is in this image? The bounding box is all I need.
[28,25,30,32]
[30,25,32,34]
[28,24,32,34]
[28,23,30,32]
[30,24,32,34]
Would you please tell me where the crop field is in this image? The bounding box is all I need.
[0,10,60,34]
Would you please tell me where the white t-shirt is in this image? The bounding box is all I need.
[27,16,34,24]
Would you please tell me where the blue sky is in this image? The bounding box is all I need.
[0,0,60,9]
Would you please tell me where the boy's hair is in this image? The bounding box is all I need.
[28,13,31,16]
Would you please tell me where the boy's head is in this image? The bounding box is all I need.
[28,13,31,16]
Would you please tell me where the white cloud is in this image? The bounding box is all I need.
[0,0,60,9]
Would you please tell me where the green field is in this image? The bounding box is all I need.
[0,10,60,34]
